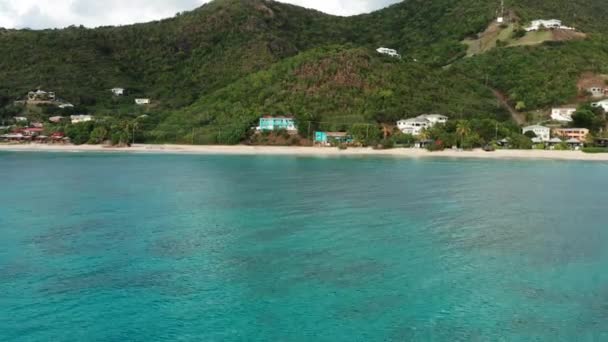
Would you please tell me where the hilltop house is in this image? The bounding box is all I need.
[397,114,448,136]
[551,107,576,122]
[522,125,551,141]
[587,87,608,98]
[135,98,150,105]
[70,115,93,124]
[111,88,125,96]
[257,116,298,133]
[525,19,573,32]
[591,99,608,112]
[58,103,74,109]
[376,47,401,58]
[27,89,56,102]
[49,116,64,123]
[553,128,589,142]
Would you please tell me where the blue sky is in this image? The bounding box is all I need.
[0,0,400,29]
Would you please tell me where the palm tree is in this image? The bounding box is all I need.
[456,120,471,148]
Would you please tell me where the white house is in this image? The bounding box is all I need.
[376,47,401,58]
[27,89,56,102]
[525,19,573,32]
[111,88,125,96]
[587,87,607,98]
[551,107,576,122]
[70,115,93,124]
[591,99,608,112]
[13,116,28,122]
[135,98,150,105]
[523,125,551,141]
[397,114,449,136]
[58,103,74,109]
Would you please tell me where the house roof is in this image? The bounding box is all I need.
[566,138,582,143]
[549,138,563,143]
[399,117,430,124]
[418,114,448,119]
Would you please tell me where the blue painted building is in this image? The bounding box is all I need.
[257,116,297,132]
[314,132,353,146]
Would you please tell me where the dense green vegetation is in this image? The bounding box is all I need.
[2,0,608,145]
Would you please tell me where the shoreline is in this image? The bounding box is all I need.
[1,143,608,161]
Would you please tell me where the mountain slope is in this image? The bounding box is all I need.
[152,46,508,144]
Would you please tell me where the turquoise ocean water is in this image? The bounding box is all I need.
[1,152,608,341]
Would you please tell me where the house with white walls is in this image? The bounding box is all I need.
[135,98,150,105]
[111,88,125,96]
[523,125,551,141]
[525,19,574,32]
[551,107,576,122]
[591,99,608,112]
[70,115,93,124]
[376,47,401,58]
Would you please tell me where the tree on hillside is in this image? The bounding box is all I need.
[456,120,472,147]
[572,109,605,132]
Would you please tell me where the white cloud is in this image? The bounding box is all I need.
[0,0,400,29]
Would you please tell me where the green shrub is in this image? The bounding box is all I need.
[582,147,608,153]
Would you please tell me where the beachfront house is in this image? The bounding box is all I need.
[397,118,430,136]
[135,98,150,105]
[376,47,401,58]
[551,107,576,122]
[553,128,589,142]
[522,125,551,141]
[23,128,44,137]
[111,88,125,96]
[314,132,353,146]
[525,19,573,32]
[70,115,93,124]
[397,114,448,136]
[257,116,298,133]
[591,99,608,112]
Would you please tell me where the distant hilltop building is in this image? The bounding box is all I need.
[551,107,576,122]
[525,19,574,32]
[135,98,150,105]
[70,115,93,124]
[591,99,608,112]
[58,103,74,109]
[256,116,298,133]
[397,114,448,136]
[111,88,125,96]
[586,86,608,98]
[376,47,401,58]
[27,89,56,102]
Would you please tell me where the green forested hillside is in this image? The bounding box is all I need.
[2,0,608,144]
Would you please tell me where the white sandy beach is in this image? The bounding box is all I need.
[2,143,608,161]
